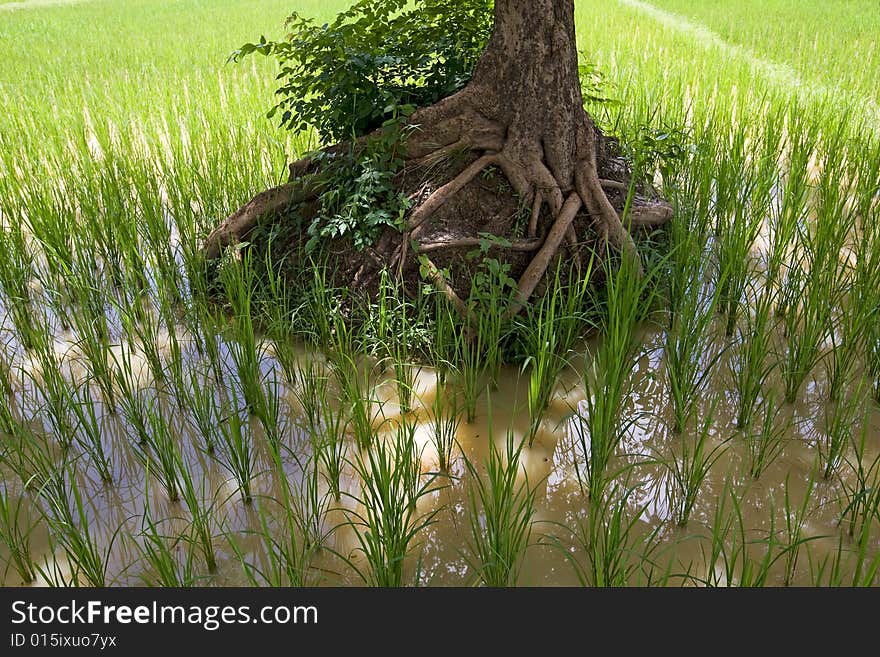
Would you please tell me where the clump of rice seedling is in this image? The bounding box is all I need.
[746,394,789,479]
[556,483,660,587]
[466,245,516,389]
[131,397,181,502]
[177,455,218,573]
[313,380,348,504]
[729,282,777,431]
[429,382,462,473]
[820,379,865,480]
[778,261,833,404]
[229,449,319,587]
[698,483,774,587]
[0,483,38,584]
[576,250,659,498]
[180,368,220,456]
[838,421,880,539]
[217,248,274,433]
[0,225,40,350]
[343,418,441,587]
[215,386,256,504]
[518,260,594,444]
[664,401,727,527]
[712,127,765,338]
[328,308,381,449]
[135,504,199,587]
[34,461,120,587]
[67,253,117,410]
[662,198,714,432]
[464,430,536,587]
[374,269,426,414]
[780,473,819,586]
[69,380,114,483]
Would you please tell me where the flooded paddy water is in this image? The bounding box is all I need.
[1,270,877,586]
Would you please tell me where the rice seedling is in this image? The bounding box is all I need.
[663,265,722,435]
[328,310,381,449]
[259,246,301,387]
[217,248,271,422]
[729,282,777,431]
[67,251,117,410]
[463,430,536,587]
[68,380,114,483]
[34,460,120,587]
[0,483,38,584]
[557,483,660,587]
[429,381,462,473]
[664,401,727,527]
[778,261,834,404]
[177,454,219,573]
[131,398,181,503]
[342,418,441,587]
[181,368,220,456]
[519,261,594,444]
[135,503,199,587]
[295,367,347,503]
[712,127,765,338]
[290,454,333,555]
[0,225,39,350]
[746,394,789,479]
[453,315,485,425]
[467,251,516,389]
[820,379,865,480]
[780,473,819,587]
[698,483,771,587]
[24,339,78,450]
[215,386,256,505]
[373,269,424,414]
[838,421,880,540]
[811,518,880,587]
[576,250,660,498]
[430,286,458,387]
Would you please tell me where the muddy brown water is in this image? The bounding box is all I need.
[1,309,876,587]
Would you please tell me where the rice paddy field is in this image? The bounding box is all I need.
[1,0,879,587]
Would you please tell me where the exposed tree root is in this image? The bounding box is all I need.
[415,237,543,254]
[204,101,672,325]
[420,256,473,323]
[510,192,583,315]
[407,153,497,234]
[204,177,322,260]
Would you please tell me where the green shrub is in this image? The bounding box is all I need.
[231,0,493,143]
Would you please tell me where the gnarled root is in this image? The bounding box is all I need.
[203,101,673,322]
[204,176,322,260]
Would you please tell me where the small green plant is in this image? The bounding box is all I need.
[135,505,199,587]
[730,283,776,431]
[429,381,462,473]
[838,420,880,538]
[665,402,727,527]
[746,395,789,479]
[0,484,38,584]
[464,431,536,587]
[518,260,593,445]
[342,421,441,587]
[555,484,660,587]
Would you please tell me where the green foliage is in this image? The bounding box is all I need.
[304,118,411,252]
[231,0,492,143]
